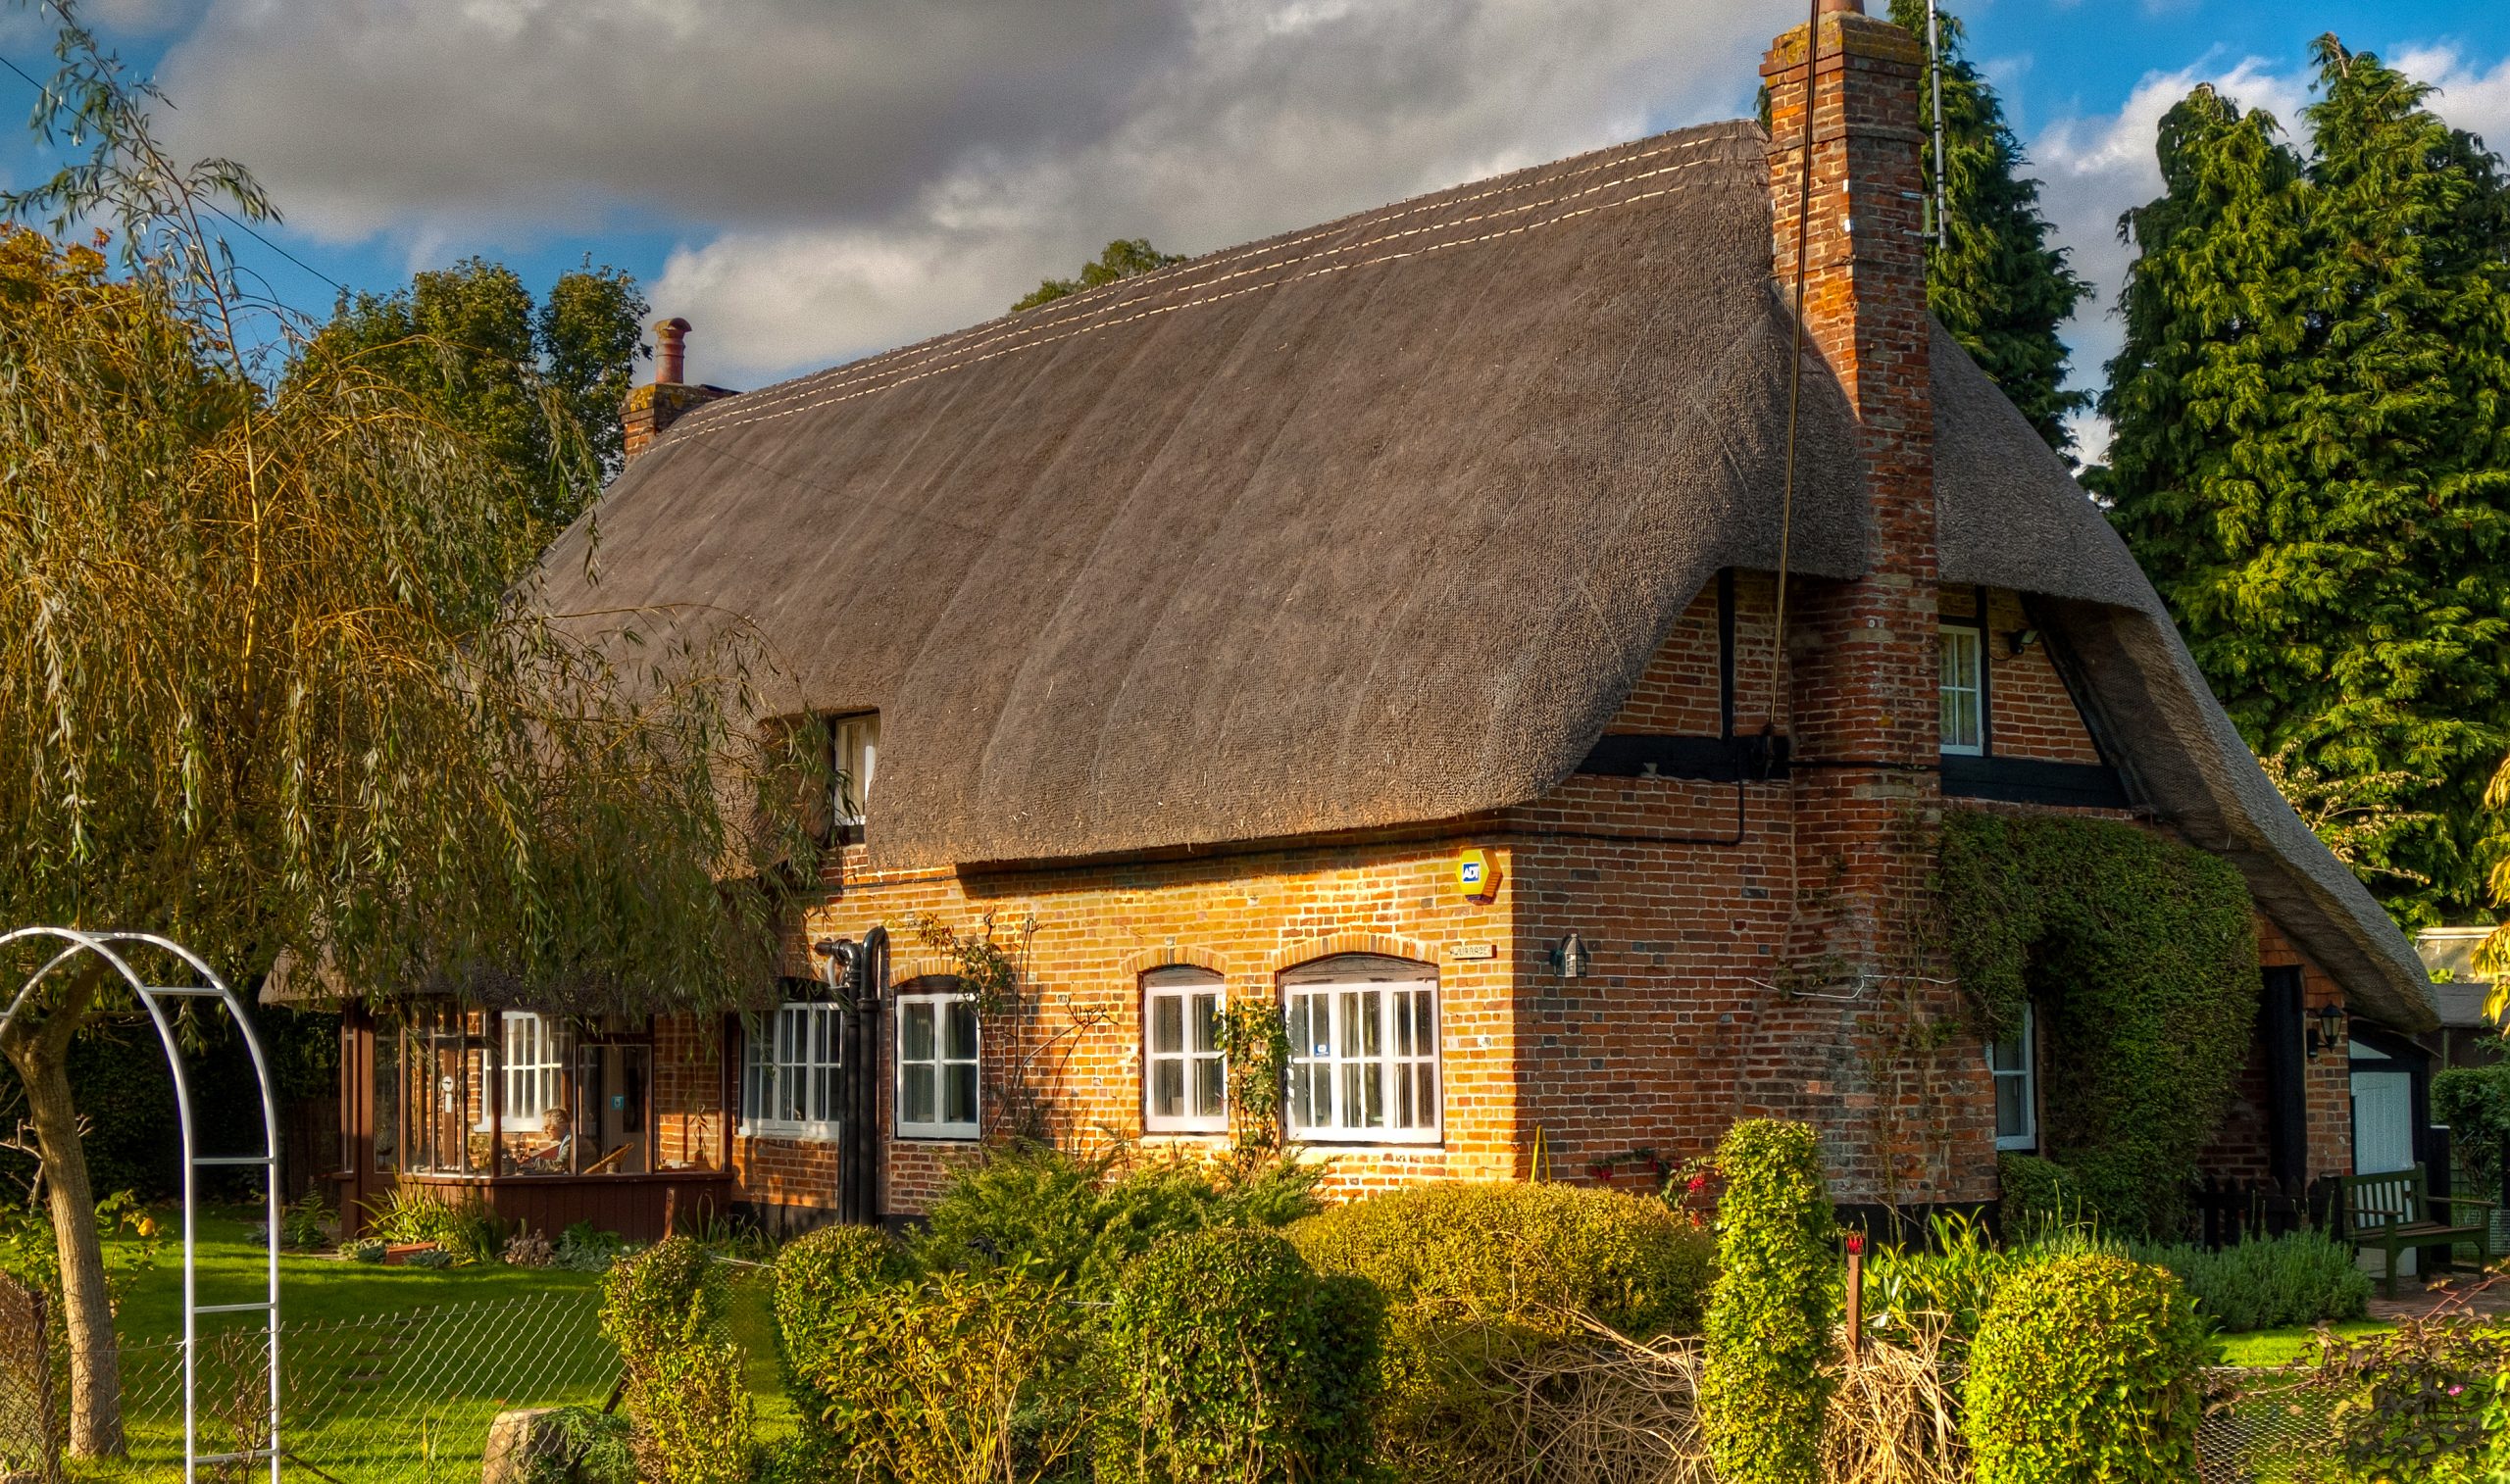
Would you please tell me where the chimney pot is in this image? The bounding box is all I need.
[654,317,692,386]
[1819,0,1864,13]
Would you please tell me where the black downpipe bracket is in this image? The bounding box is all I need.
[820,926,889,1226]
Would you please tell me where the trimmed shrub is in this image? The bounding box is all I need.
[914,1140,1321,1293]
[1099,1226,1382,1483]
[601,1237,742,1484]
[1289,1179,1715,1479]
[2435,1063,2510,1199]
[1994,1153,2083,1239]
[1965,1253,2216,1483]
[773,1224,919,1467]
[1701,1119,1837,1484]
[776,1224,1093,1483]
[2128,1230,2370,1333]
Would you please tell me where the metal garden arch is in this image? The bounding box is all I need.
[0,927,280,1484]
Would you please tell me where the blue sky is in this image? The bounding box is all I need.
[3,0,2505,451]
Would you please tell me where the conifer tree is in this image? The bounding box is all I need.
[2103,39,2510,921]
[1887,0,2089,452]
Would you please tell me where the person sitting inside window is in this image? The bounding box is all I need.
[517,1106,574,1173]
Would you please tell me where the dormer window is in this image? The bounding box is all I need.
[830,712,879,833]
[1939,624,1984,756]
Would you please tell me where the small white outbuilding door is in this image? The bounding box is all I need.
[2350,1044,2418,1275]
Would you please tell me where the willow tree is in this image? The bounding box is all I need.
[0,15,822,1457]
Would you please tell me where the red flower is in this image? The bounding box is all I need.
[1686,1173,1708,1193]
[1844,1232,1867,1256]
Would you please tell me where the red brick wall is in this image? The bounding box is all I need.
[1939,587,2103,766]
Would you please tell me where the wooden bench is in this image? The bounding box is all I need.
[2340,1164,2495,1298]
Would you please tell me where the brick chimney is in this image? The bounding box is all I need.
[1751,2,1988,1205]
[623,317,734,463]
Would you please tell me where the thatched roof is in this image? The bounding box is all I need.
[537,120,2433,1030]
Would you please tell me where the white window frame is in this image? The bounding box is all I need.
[895,982,979,1141]
[1987,1005,2036,1152]
[832,712,879,829]
[1940,622,1985,757]
[1281,956,1441,1145]
[494,1012,563,1132]
[741,1000,844,1143]
[1142,967,1229,1134]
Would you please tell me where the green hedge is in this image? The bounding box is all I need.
[1702,1119,1837,1484]
[912,1140,1321,1294]
[1288,1179,1715,1479]
[1940,811,2260,1236]
[1098,1226,1381,1483]
[1966,1253,2216,1483]
[601,1237,748,1483]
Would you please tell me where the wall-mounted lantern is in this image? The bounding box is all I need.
[1551,932,1591,980]
[2305,1001,2347,1060]
[2004,628,2040,658]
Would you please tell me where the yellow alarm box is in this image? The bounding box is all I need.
[1456,848,1499,903]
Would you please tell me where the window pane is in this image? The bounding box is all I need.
[1190,993,1220,1054]
[1994,1074,2031,1140]
[903,1004,935,1063]
[945,1002,979,1061]
[945,1064,979,1125]
[1194,1056,1226,1119]
[1153,994,1183,1055]
[1153,1059,1183,1118]
[902,1064,936,1126]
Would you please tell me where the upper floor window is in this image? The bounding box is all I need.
[1143,966,1228,1134]
[1282,955,1440,1144]
[742,997,844,1142]
[1939,624,1984,756]
[896,976,979,1140]
[831,712,879,831]
[1987,1005,2036,1151]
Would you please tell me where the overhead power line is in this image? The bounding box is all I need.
[0,50,350,296]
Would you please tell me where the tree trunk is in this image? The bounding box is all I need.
[0,968,121,1458]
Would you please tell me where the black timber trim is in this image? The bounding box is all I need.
[2260,966,2308,1191]
[1578,732,1791,782]
[1940,755,2130,809]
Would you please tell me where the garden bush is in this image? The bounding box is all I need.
[1701,1119,1838,1484]
[2127,1230,2370,1333]
[1865,1210,2029,1347]
[912,1140,1320,1293]
[2300,1315,2510,1480]
[775,1223,1093,1483]
[1965,1253,2215,1483]
[1099,1226,1382,1484]
[2435,1062,2510,1199]
[601,1237,743,1484]
[1288,1178,1714,1479]
[1994,1153,2083,1238]
[363,1186,504,1263]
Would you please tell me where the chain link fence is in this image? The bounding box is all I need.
[2197,1366,2344,1484]
[105,1293,620,1483]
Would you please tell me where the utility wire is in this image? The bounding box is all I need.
[0,49,350,296]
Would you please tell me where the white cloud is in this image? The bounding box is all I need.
[148,0,1771,387]
[2391,43,2510,155]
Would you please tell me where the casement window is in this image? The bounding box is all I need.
[831,712,879,830]
[1143,966,1228,1134]
[1281,956,1440,1144]
[1939,623,1985,756]
[498,1012,564,1131]
[896,979,979,1140]
[1986,1005,2037,1152]
[742,1000,845,1142]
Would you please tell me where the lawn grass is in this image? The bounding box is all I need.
[61,1207,794,1483]
[2217,1317,2392,1368]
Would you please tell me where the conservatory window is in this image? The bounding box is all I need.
[743,1000,844,1142]
[1281,956,1440,1144]
[896,980,979,1140]
[1142,966,1228,1134]
[1940,623,1984,756]
[499,1012,564,1131]
[1987,1005,2037,1152]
